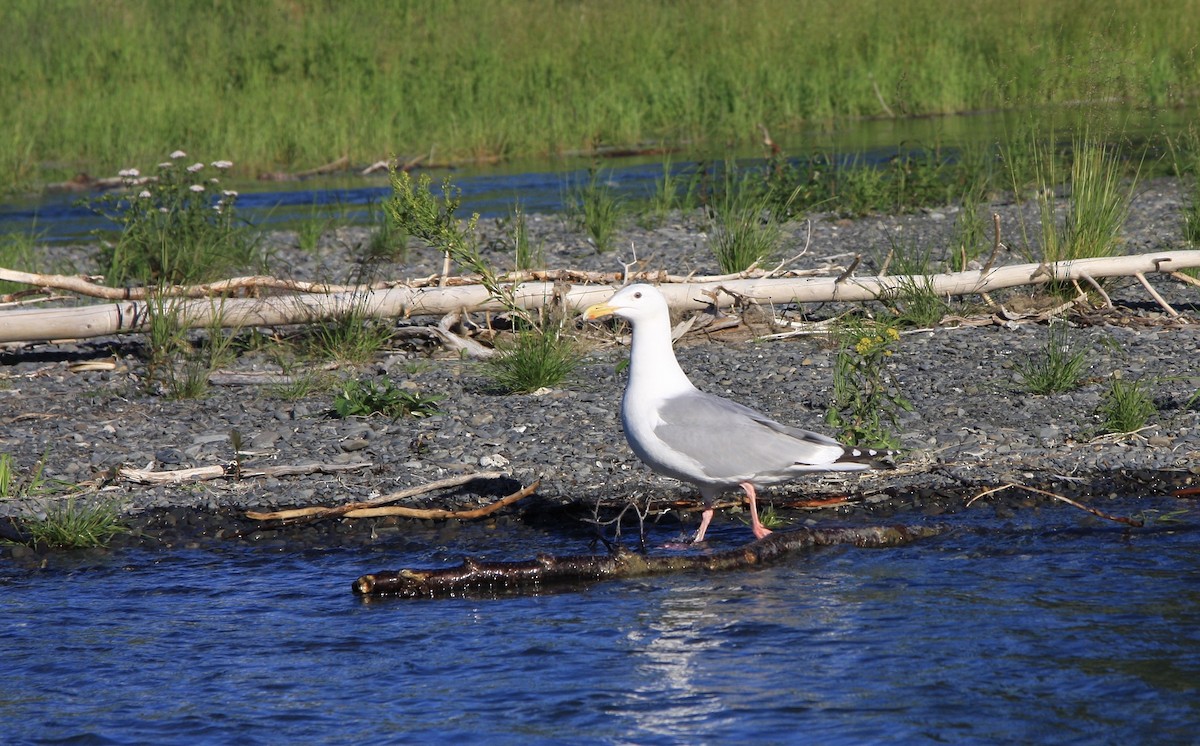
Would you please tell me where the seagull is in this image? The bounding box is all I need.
[584,283,890,543]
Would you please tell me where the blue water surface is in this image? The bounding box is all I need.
[3,499,1198,745]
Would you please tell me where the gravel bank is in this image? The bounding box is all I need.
[2,177,1198,549]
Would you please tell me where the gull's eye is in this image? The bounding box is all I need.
[633,292,642,299]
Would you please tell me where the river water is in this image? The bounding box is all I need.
[3,104,1198,244]
[3,498,1198,744]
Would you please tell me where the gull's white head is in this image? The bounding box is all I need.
[583,283,668,326]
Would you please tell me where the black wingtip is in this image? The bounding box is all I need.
[839,447,900,469]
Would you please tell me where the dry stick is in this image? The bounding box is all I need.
[965,482,1144,527]
[835,254,861,284]
[1077,272,1113,308]
[244,471,509,522]
[1134,272,1181,317]
[0,268,383,300]
[118,461,372,485]
[1171,270,1200,289]
[340,479,540,519]
[870,74,896,118]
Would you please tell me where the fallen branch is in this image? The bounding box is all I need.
[352,523,946,599]
[2,250,1198,344]
[966,482,1144,526]
[0,269,385,301]
[244,471,520,523]
[117,461,372,485]
[258,155,350,182]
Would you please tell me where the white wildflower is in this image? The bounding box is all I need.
[157,162,173,169]
[170,150,187,159]
[211,160,233,169]
[159,207,170,213]
[187,162,205,173]
[138,190,152,199]
[189,184,205,192]
[222,190,238,197]
[118,168,140,178]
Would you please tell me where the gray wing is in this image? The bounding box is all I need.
[654,391,846,481]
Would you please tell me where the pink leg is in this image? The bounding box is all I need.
[692,508,714,543]
[741,482,773,540]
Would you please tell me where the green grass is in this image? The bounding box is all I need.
[21,498,127,549]
[1016,322,1090,394]
[4,0,1199,190]
[0,452,51,499]
[569,169,625,254]
[504,203,543,271]
[707,165,786,273]
[485,325,583,394]
[0,229,40,296]
[306,301,395,364]
[1033,135,1140,264]
[1096,375,1157,434]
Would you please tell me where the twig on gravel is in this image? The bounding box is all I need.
[116,461,373,485]
[244,472,533,524]
[1170,270,1200,289]
[1135,272,1180,317]
[966,482,1144,526]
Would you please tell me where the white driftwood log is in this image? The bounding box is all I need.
[1,251,1197,344]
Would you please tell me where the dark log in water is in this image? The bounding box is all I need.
[353,524,945,599]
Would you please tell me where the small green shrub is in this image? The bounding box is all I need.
[333,377,443,418]
[485,325,583,394]
[88,151,258,286]
[1097,375,1157,434]
[825,318,911,447]
[1016,322,1089,394]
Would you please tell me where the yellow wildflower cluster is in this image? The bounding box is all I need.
[854,327,900,356]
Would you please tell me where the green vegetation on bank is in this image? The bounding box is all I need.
[3,0,1199,190]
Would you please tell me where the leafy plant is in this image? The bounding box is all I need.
[333,377,443,418]
[387,170,585,392]
[21,498,127,549]
[87,151,258,286]
[1016,322,1089,394]
[825,318,911,447]
[1096,375,1157,434]
[485,324,583,394]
